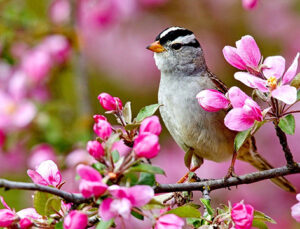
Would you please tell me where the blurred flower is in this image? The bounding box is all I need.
[196,89,230,112]
[99,185,154,220]
[7,70,28,100]
[86,140,105,160]
[223,35,261,71]
[235,53,299,104]
[27,160,62,187]
[10,42,29,60]
[0,130,5,147]
[76,164,108,198]
[98,92,123,111]
[111,140,131,157]
[133,133,160,158]
[49,0,71,25]
[28,144,57,169]
[39,35,71,64]
[64,210,88,229]
[21,49,52,83]
[0,62,11,86]
[0,92,36,131]
[65,149,96,168]
[155,214,184,229]
[17,208,41,229]
[291,194,300,222]
[140,115,162,135]
[93,119,112,139]
[242,0,258,10]
[0,197,16,227]
[231,202,254,229]
[224,87,263,131]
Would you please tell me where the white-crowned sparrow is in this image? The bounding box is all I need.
[147,26,295,192]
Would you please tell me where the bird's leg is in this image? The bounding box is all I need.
[224,150,238,180]
[178,153,203,183]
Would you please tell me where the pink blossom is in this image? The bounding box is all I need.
[234,53,299,104]
[27,160,62,187]
[86,140,105,160]
[21,49,52,82]
[28,144,57,169]
[99,185,154,221]
[291,194,300,222]
[98,92,123,111]
[0,196,16,227]
[93,114,107,123]
[242,0,258,10]
[231,202,254,229]
[66,149,96,168]
[140,115,162,135]
[224,87,263,131]
[76,164,108,198]
[0,92,36,131]
[133,133,160,158]
[111,140,131,157]
[64,210,88,229]
[93,119,112,139]
[49,0,71,24]
[39,35,70,64]
[19,218,32,229]
[223,35,261,70]
[196,89,230,112]
[155,214,185,229]
[17,208,41,229]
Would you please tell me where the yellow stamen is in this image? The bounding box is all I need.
[267,76,277,90]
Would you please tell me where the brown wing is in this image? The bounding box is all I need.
[207,71,228,93]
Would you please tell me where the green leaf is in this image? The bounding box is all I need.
[200,199,214,216]
[92,162,107,172]
[184,150,193,169]
[186,218,202,228]
[125,123,140,131]
[131,208,144,220]
[96,219,114,229]
[136,104,160,123]
[137,172,155,186]
[253,210,276,224]
[123,102,132,124]
[55,221,63,229]
[128,163,165,175]
[166,205,201,218]
[234,128,251,151]
[252,220,269,229]
[123,172,139,186]
[112,150,120,163]
[142,199,165,210]
[297,90,300,101]
[291,74,300,89]
[33,191,61,216]
[278,114,295,135]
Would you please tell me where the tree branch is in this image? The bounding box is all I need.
[0,179,91,205]
[154,163,300,193]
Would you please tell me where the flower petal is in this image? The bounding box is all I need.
[76,164,102,182]
[99,198,118,221]
[234,72,268,92]
[271,85,297,104]
[224,108,256,131]
[262,56,286,79]
[222,46,247,70]
[236,35,261,68]
[196,89,230,112]
[35,160,62,187]
[227,87,250,108]
[127,185,154,207]
[27,169,49,186]
[282,53,300,85]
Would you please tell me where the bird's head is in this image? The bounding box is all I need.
[147,26,206,74]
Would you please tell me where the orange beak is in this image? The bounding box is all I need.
[146,41,166,53]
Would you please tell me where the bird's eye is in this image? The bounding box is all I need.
[171,43,182,50]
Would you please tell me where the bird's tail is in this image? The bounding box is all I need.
[237,137,296,193]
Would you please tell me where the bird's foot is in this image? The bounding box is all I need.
[177,166,200,183]
[224,166,239,181]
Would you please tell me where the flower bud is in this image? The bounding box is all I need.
[93,114,107,123]
[155,214,184,229]
[98,93,123,111]
[93,120,112,140]
[0,209,16,227]
[196,89,229,112]
[231,202,254,229]
[64,210,88,229]
[19,218,32,229]
[86,140,105,160]
[140,116,161,136]
[133,133,160,158]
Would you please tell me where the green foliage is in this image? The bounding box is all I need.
[253,210,276,224]
[123,102,132,124]
[54,221,63,229]
[96,219,114,229]
[143,199,165,210]
[136,104,160,122]
[112,150,120,163]
[137,172,155,186]
[278,114,295,135]
[200,198,214,216]
[234,128,251,152]
[131,208,144,220]
[127,163,165,175]
[166,204,201,218]
[33,191,61,216]
[186,218,202,228]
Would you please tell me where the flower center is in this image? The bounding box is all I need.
[267,76,277,90]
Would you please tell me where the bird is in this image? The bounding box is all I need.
[146,26,296,192]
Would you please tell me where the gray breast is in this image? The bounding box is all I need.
[158,73,235,162]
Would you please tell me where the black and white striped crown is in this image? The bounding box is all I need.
[155,27,200,48]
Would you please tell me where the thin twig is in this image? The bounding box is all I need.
[154,163,300,193]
